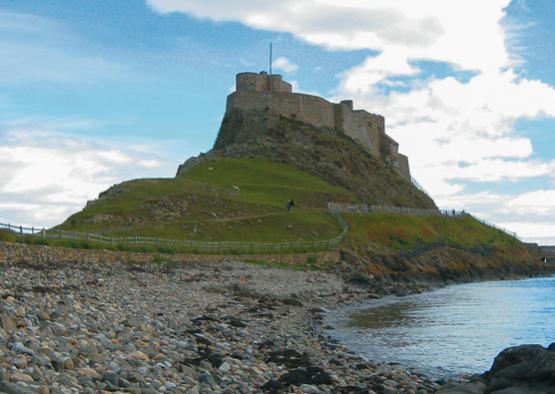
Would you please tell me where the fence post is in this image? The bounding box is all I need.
[7,223,10,232]
[19,226,22,235]
[31,226,34,236]
[135,236,138,246]
[59,229,62,239]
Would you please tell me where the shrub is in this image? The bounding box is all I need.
[0,230,17,242]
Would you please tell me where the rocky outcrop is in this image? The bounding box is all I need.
[336,244,554,291]
[439,344,555,394]
[180,111,436,209]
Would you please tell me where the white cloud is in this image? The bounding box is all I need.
[272,56,298,73]
[0,126,176,227]
[146,0,510,73]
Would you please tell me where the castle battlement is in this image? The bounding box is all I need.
[226,71,410,179]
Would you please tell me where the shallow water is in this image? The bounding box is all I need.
[325,277,555,378]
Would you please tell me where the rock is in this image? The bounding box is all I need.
[10,372,34,382]
[481,343,555,393]
[15,306,25,317]
[490,344,547,373]
[218,362,231,373]
[277,367,332,386]
[130,351,150,361]
[0,313,15,331]
[12,342,34,356]
[281,298,303,307]
[266,349,310,368]
[437,381,487,393]
[50,322,67,336]
[102,371,121,386]
[496,352,555,383]
[78,368,100,379]
[300,384,321,393]
[0,382,38,394]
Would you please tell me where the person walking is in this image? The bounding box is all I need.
[286,199,295,212]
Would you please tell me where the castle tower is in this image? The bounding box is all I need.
[224,71,411,179]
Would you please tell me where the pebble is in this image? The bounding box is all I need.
[0,247,443,393]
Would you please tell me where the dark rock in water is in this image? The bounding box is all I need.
[266,348,310,368]
[489,344,547,373]
[496,352,555,383]
[440,344,555,394]
[489,386,555,394]
[436,381,486,393]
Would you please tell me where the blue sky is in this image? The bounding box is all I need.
[0,0,554,244]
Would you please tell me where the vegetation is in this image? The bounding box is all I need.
[345,213,520,253]
[57,158,353,243]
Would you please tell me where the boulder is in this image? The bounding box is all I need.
[436,381,486,393]
[490,344,547,373]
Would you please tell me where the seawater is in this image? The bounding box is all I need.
[324,277,555,378]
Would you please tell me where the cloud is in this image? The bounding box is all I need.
[0,125,176,227]
[146,0,509,73]
[272,56,298,73]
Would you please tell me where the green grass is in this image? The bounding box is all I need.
[57,158,354,243]
[345,213,520,253]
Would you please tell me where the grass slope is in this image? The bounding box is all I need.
[59,158,354,242]
[345,213,520,253]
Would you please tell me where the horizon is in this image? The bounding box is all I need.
[1,0,555,244]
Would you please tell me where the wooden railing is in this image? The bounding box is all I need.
[0,211,349,254]
[0,201,521,253]
[327,202,520,240]
[327,202,463,217]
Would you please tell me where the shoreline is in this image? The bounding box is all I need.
[319,276,555,381]
[0,241,553,393]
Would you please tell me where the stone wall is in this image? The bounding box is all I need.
[335,106,383,158]
[236,72,292,93]
[227,91,337,130]
[539,246,555,258]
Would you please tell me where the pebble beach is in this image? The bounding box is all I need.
[0,251,442,394]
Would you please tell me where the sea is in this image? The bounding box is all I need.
[324,276,555,378]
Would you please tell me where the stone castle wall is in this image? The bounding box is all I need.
[226,72,411,179]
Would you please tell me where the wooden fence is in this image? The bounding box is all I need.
[0,201,521,253]
[0,211,349,254]
[327,202,463,217]
[327,202,520,240]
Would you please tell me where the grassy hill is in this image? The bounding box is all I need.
[59,157,355,242]
[346,213,520,253]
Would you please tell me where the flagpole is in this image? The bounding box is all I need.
[269,43,273,75]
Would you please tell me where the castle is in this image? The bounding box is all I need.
[225,71,411,179]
